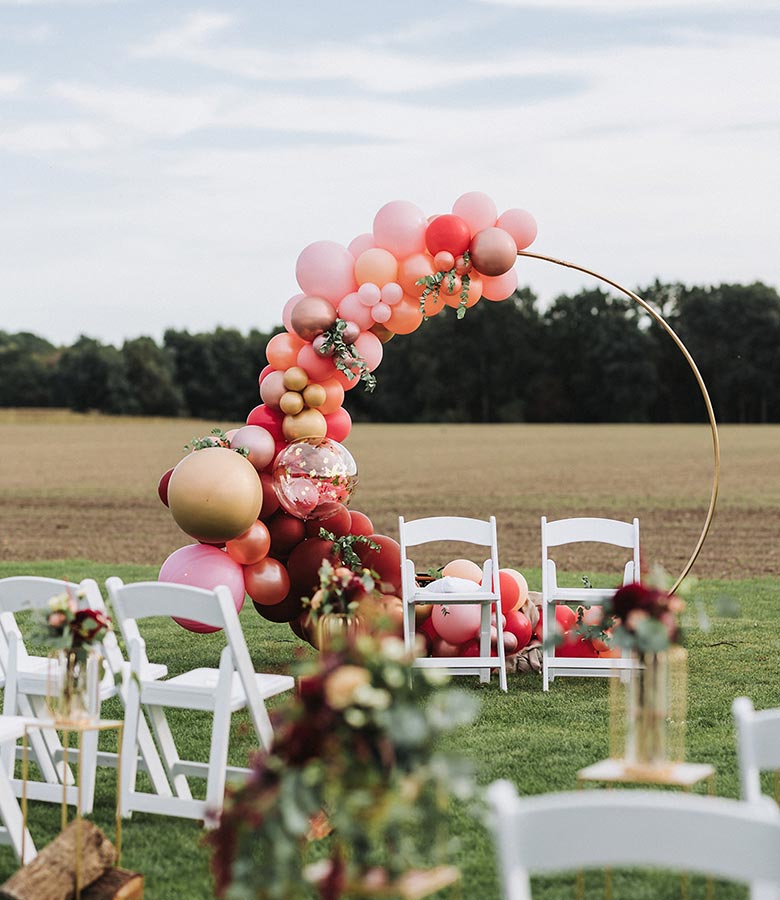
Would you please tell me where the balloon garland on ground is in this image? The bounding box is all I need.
[156,190,614,659]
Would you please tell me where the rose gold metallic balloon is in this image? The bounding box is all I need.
[225,520,271,565]
[244,556,290,606]
[341,320,361,344]
[290,296,338,342]
[282,408,328,442]
[468,227,518,277]
[167,447,263,543]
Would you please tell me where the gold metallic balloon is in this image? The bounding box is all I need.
[167,447,263,543]
[282,408,328,441]
[283,366,309,392]
[469,227,518,277]
[369,322,395,343]
[290,296,338,342]
[279,390,305,415]
[302,383,327,408]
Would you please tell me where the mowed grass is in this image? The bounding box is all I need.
[0,412,779,898]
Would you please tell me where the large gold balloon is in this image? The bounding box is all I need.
[167,447,263,543]
[290,296,338,342]
[282,408,327,442]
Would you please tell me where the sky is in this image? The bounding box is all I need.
[1,0,778,346]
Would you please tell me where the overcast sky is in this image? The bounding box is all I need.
[1,0,778,346]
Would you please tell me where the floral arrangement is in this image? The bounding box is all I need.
[303,559,377,627]
[37,587,111,658]
[208,636,479,900]
[184,427,250,455]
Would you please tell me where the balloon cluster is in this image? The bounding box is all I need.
[154,192,537,640]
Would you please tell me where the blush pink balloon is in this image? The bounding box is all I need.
[259,370,287,409]
[295,240,357,303]
[230,425,276,471]
[159,543,246,634]
[372,200,428,258]
[481,267,518,301]
[297,343,338,382]
[381,282,403,305]
[338,291,375,330]
[496,208,538,250]
[348,232,376,259]
[371,302,392,323]
[282,293,304,333]
[431,603,481,644]
[352,331,383,372]
[357,282,381,306]
[452,191,498,236]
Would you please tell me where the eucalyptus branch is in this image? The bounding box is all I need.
[319,527,381,572]
[184,428,249,456]
[319,319,377,393]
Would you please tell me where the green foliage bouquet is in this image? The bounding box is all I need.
[208,636,479,900]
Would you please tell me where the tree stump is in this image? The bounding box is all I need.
[82,869,143,900]
[0,820,116,900]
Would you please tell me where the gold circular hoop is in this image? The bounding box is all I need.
[517,250,720,593]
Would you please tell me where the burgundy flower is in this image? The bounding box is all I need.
[71,608,110,643]
[609,582,663,623]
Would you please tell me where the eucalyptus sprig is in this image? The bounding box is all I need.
[416,251,473,321]
[184,427,249,457]
[318,319,377,392]
[319,527,381,572]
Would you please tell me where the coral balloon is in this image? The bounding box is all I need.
[372,200,428,258]
[246,404,284,442]
[555,604,577,635]
[290,296,338,342]
[296,344,337,383]
[386,296,424,335]
[452,191,498,236]
[273,437,358,520]
[230,425,277,471]
[425,214,471,257]
[354,248,398,287]
[431,603,481,644]
[226,520,271,565]
[496,208,538,250]
[266,333,304,370]
[317,378,345,415]
[159,543,246,634]
[324,407,352,443]
[397,253,435,300]
[442,559,482,583]
[295,240,357,303]
[503,570,529,607]
[498,569,521,614]
[167,447,263,543]
[244,556,290,607]
[469,227,517,277]
[481,267,518,301]
[282,408,328,442]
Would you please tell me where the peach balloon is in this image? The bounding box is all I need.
[397,253,435,299]
[266,333,304,370]
[423,291,446,317]
[452,191,498,236]
[226,520,271,565]
[496,208,538,250]
[442,558,482,583]
[354,247,398,287]
[386,296,423,335]
[503,569,529,610]
[481,267,519,301]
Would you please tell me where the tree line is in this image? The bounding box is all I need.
[2,281,778,424]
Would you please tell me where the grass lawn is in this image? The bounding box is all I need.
[0,558,776,900]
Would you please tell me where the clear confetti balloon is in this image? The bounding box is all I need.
[272,437,358,520]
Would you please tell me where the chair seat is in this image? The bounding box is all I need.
[141,668,295,712]
[0,717,31,744]
[547,587,617,604]
[16,657,168,700]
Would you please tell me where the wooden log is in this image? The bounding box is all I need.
[82,869,144,900]
[0,820,117,900]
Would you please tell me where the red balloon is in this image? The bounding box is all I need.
[349,510,374,536]
[324,407,352,443]
[157,468,174,507]
[425,214,471,257]
[418,614,438,650]
[504,609,533,649]
[556,635,599,658]
[498,569,521,614]
[246,404,284,442]
[259,473,281,518]
[356,534,402,595]
[267,512,307,559]
[244,557,290,606]
[555,604,577,635]
[258,364,274,386]
[305,503,352,538]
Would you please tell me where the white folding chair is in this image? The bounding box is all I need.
[106,578,294,826]
[487,780,780,900]
[733,697,780,804]
[399,515,507,692]
[0,717,36,864]
[541,516,640,690]
[0,575,169,815]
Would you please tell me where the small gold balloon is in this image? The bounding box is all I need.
[282,408,328,442]
[369,322,395,344]
[283,366,309,392]
[167,447,263,543]
[302,383,327,408]
[279,390,305,416]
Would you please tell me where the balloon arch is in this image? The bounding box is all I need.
[157,192,719,646]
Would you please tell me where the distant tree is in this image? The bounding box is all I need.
[0,332,57,407]
[54,336,133,413]
[121,337,186,417]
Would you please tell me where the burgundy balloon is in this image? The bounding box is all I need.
[252,592,306,624]
[349,510,375,536]
[468,227,518,277]
[259,472,281,518]
[267,512,307,558]
[305,503,352,538]
[290,296,338,342]
[157,468,174,507]
[356,533,403,596]
[230,425,277,471]
[286,537,340,595]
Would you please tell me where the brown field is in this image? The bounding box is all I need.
[1,410,778,580]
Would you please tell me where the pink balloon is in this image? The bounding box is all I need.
[259,370,287,408]
[297,343,337,382]
[381,282,403,305]
[295,240,357,303]
[352,331,383,372]
[431,603,481,644]
[348,232,376,259]
[496,208,538,250]
[372,200,428,258]
[357,282,381,306]
[371,302,391,323]
[452,191,498,236]
[324,407,352,443]
[159,543,246,634]
[282,293,304,333]
[230,424,276,471]
[481,267,518,301]
[337,291,375,330]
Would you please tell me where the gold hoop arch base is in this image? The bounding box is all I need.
[517,250,720,594]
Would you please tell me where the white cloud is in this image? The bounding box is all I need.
[0,73,25,95]
[0,121,107,152]
[477,0,778,9]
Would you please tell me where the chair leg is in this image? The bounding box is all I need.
[148,705,192,801]
[495,602,508,693]
[479,605,491,684]
[0,764,35,864]
[79,727,98,815]
[136,712,173,798]
[119,679,142,819]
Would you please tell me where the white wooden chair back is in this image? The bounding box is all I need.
[733,697,780,804]
[487,780,780,900]
[540,515,640,690]
[398,515,506,692]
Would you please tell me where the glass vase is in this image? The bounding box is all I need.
[625,651,669,768]
[46,649,100,724]
[317,613,364,653]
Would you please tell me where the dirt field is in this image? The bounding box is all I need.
[1,410,777,580]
